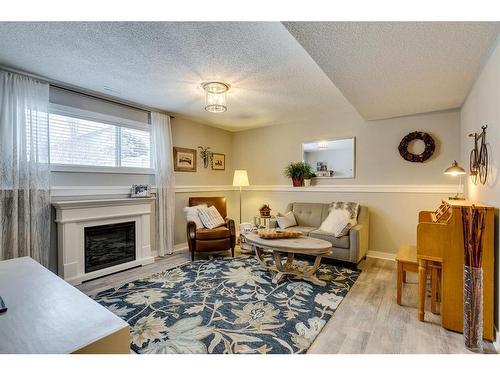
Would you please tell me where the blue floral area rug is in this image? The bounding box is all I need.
[93,256,360,354]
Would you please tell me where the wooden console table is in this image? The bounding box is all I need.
[0,257,130,354]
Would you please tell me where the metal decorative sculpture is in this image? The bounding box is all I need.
[198,146,213,168]
[469,125,488,185]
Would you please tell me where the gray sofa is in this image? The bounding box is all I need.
[284,202,369,264]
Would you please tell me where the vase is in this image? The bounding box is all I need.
[292,177,303,187]
[463,265,483,352]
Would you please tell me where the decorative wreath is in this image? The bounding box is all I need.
[398,131,435,163]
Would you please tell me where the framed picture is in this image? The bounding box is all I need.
[131,184,151,198]
[173,147,197,172]
[212,153,225,170]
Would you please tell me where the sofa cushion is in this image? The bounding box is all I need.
[289,202,328,228]
[198,205,226,229]
[319,208,352,237]
[184,204,207,229]
[196,226,230,240]
[309,229,350,249]
[328,202,360,237]
[195,238,231,251]
[287,226,317,235]
[276,211,297,229]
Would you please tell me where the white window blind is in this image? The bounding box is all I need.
[48,106,152,171]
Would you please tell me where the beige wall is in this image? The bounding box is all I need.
[460,38,500,331]
[227,109,461,255]
[232,109,461,185]
[239,190,449,254]
[171,117,235,245]
[171,117,234,186]
[174,190,237,245]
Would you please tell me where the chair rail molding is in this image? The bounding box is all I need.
[51,184,462,198]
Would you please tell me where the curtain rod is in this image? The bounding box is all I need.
[0,65,174,118]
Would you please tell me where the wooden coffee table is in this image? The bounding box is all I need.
[243,233,332,286]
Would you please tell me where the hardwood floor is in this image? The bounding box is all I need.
[77,249,497,354]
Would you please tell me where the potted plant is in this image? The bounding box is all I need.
[304,172,316,187]
[284,162,313,187]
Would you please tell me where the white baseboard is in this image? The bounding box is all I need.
[494,327,500,353]
[173,242,189,253]
[366,250,396,261]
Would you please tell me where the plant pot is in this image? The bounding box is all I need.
[463,265,483,352]
[303,179,311,187]
[292,177,303,187]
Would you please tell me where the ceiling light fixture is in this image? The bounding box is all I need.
[202,81,230,113]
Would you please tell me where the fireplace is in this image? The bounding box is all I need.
[54,198,154,285]
[84,221,136,273]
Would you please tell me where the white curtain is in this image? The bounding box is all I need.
[151,112,175,256]
[0,71,51,267]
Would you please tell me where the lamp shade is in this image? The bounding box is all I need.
[233,170,249,187]
[444,160,466,176]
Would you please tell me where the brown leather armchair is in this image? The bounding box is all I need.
[186,197,236,261]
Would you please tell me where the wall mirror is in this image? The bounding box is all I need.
[302,137,356,179]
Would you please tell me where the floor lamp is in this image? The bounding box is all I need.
[232,170,249,223]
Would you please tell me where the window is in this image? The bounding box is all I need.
[48,105,153,172]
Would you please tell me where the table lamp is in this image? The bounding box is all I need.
[233,170,249,223]
[444,160,466,200]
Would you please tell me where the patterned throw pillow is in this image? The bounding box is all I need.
[328,202,360,237]
[183,204,207,229]
[198,205,226,229]
[276,211,297,229]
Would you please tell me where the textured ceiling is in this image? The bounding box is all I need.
[284,22,500,120]
[0,22,353,131]
[0,22,498,130]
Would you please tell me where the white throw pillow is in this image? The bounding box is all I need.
[198,205,226,229]
[277,211,297,229]
[319,208,352,237]
[183,204,207,229]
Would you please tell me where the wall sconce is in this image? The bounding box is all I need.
[198,146,213,168]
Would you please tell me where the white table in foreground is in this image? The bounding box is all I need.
[243,233,332,286]
[0,257,130,354]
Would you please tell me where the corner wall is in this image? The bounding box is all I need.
[460,37,500,332]
[170,117,236,245]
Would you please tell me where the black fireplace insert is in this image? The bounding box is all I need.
[84,221,136,273]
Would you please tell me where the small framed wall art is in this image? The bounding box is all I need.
[131,184,151,198]
[212,153,225,170]
[173,147,197,172]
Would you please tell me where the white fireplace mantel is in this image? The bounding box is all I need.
[53,198,155,285]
